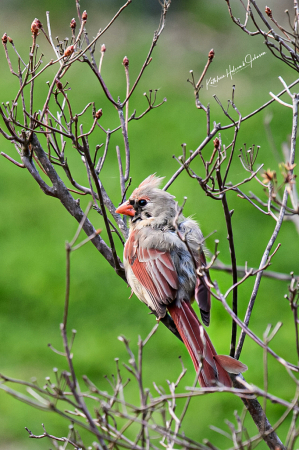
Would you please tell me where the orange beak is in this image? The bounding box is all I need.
[115,200,135,217]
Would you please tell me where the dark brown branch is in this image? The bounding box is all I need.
[82,142,122,275]
[211,261,297,282]
[236,94,298,360]
[25,426,78,448]
[95,131,111,175]
[61,241,109,450]
[123,1,170,105]
[231,375,285,450]
[1,152,25,167]
[116,145,126,200]
[29,132,125,279]
[213,282,299,372]
[216,168,238,357]
[118,109,130,182]
[163,125,220,191]
[83,57,117,107]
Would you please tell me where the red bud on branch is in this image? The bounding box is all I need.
[55,79,63,90]
[213,137,220,149]
[265,6,272,18]
[95,109,103,119]
[64,45,74,57]
[208,49,215,61]
[31,18,42,36]
[123,56,129,67]
[70,18,76,29]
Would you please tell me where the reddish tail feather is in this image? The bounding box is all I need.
[168,301,232,388]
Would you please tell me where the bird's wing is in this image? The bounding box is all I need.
[180,219,212,326]
[125,231,179,312]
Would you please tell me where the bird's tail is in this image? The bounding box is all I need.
[168,302,233,388]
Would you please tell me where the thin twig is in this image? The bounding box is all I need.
[236,93,299,360]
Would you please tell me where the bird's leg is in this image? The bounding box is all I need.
[127,285,134,299]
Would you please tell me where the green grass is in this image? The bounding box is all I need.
[0,1,298,448]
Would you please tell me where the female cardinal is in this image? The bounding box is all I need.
[115,175,246,387]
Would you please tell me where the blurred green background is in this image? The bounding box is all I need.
[0,0,299,448]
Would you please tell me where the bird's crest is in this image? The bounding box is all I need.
[138,174,164,190]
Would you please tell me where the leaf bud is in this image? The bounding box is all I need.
[208,49,215,61]
[64,45,74,57]
[55,78,63,90]
[265,6,272,18]
[70,18,76,29]
[101,44,106,53]
[123,56,129,67]
[34,18,42,29]
[2,33,7,44]
[31,18,42,36]
[82,10,88,21]
[261,168,276,184]
[213,137,220,149]
[95,108,103,119]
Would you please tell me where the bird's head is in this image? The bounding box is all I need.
[115,174,177,228]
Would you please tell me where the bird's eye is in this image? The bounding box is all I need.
[138,199,147,207]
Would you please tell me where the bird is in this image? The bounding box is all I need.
[115,174,247,387]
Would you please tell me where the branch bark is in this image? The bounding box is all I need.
[28,132,126,279]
